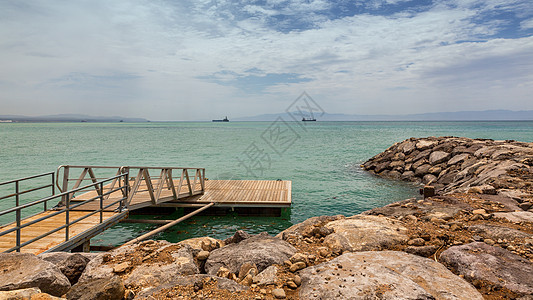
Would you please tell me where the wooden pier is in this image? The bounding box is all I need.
[0,166,291,254]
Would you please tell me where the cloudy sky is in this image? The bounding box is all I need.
[1,0,532,121]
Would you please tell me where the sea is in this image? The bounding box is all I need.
[1,121,533,248]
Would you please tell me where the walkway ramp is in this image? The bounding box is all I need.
[0,165,291,254]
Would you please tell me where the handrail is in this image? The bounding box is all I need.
[0,172,129,252]
[56,165,206,208]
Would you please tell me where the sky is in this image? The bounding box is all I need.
[0,0,532,121]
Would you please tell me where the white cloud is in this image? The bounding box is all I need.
[0,0,532,120]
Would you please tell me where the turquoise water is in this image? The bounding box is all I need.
[1,121,533,247]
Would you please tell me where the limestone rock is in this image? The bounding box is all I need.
[78,241,198,290]
[416,140,438,151]
[272,288,286,299]
[440,242,533,294]
[0,253,70,297]
[196,250,210,261]
[468,224,532,240]
[39,252,90,285]
[223,230,251,244]
[276,215,345,240]
[177,236,224,252]
[429,151,451,165]
[493,211,533,223]
[205,232,296,275]
[134,275,248,299]
[66,276,125,300]
[253,265,277,286]
[323,215,408,252]
[448,153,470,166]
[0,287,41,299]
[299,251,483,299]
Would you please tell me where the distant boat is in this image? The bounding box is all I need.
[213,116,229,122]
[302,117,316,121]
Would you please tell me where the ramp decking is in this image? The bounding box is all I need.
[0,166,292,254]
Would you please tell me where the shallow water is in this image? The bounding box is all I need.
[1,121,532,246]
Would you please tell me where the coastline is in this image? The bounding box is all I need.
[1,136,533,299]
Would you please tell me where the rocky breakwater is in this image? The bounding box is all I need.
[2,136,533,299]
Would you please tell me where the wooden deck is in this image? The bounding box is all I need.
[1,166,291,255]
[71,180,291,210]
[0,210,126,254]
[173,180,292,207]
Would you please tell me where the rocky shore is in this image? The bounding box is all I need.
[1,136,533,299]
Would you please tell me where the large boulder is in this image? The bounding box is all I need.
[299,251,483,299]
[0,253,71,296]
[66,276,125,300]
[440,242,533,295]
[323,215,408,252]
[78,240,198,289]
[205,232,296,275]
[39,252,91,284]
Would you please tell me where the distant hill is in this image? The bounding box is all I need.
[234,110,533,121]
[0,114,149,123]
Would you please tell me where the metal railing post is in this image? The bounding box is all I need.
[15,181,20,252]
[65,192,69,242]
[99,182,104,223]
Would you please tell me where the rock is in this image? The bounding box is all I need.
[272,288,286,299]
[448,153,470,166]
[299,251,482,299]
[493,211,533,223]
[177,236,224,252]
[414,164,431,177]
[519,202,533,211]
[223,230,251,244]
[423,174,437,184]
[472,209,486,215]
[404,245,439,257]
[0,287,41,299]
[468,224,532,240]
[238,262,258,280]
[286,280,298,289]
[78,241,198,289]
[0,253,70,297]
[400,141,416,154]
[112,262,129,273]
[323,215,408,252]
[416,140,438,151]
[289,253,308,265]
[216,266,231,278]
[407,238,425,246]
[240,274,253,286]
[429,151,451,165]
[66,276,125,300]
[440,242,533,294]
[289,261,306,272]
[317,247,330,257]
[134,275,248,299]
[253,266,277,286]
[428,165,442,175]
[293,275,301,286]
[276,215,345,240]
[39,252,90,285]
[205,233,296,275]
[196,250,210,261]
[483,238,495,245]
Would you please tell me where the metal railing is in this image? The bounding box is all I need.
[56,165,205,208]
[0,172,129,252]
[0,172,55,251]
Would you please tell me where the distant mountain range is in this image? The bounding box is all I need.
[234,110,533,121]
[0,114,149,123]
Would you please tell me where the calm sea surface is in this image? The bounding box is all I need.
[1,121,533,247]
